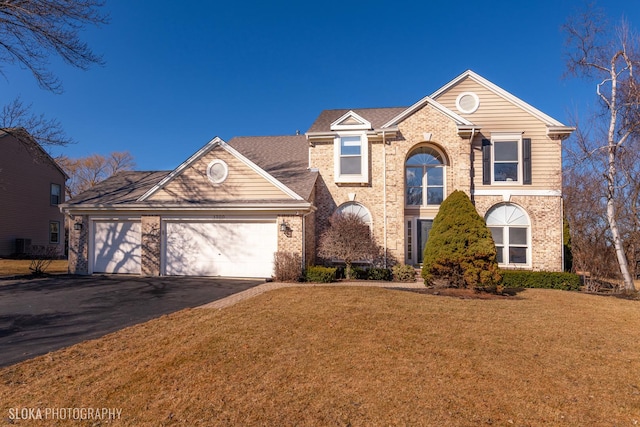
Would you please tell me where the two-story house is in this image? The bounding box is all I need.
[0,128,68,257]
[60,70,573,277]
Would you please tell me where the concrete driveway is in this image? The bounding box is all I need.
[0,275,263,368]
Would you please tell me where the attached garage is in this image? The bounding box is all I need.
[92,220,142,274]
[163,219,277,278]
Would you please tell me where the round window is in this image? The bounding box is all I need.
[207,159,228,184]
[455,91,480,114]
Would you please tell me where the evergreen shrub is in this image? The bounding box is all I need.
[501,270,581,291]
[367,267,392,281]
[421,190,502,290]
[392,264,417,282]
[305,266,337,283]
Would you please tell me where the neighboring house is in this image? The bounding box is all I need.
[60,70,574,278]
[0,128,68,257]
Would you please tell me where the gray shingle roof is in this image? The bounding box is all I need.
[64,171,171,205]
[64,134,318,207]
[227,134,317,201]
[306,107,407,133]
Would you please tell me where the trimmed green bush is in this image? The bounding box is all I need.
[422,190,502,289]
[349,266,367,280]
[339,266,392,281]
[392,264,417,282]
[501,270,582,291]
[305,266,337,283]
[367,267,392,281]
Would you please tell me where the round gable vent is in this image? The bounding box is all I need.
[207,159,228,185]
[455,92,480,114]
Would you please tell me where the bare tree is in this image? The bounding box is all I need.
[57,151,135,198]
[318,213,379,280]
[0,0,107,93]
[563,5,640,291]
[1,97,73,147]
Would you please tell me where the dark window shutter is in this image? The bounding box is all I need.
[482,139,491,185]
[522,138,532,185]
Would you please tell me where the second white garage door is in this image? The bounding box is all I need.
[163,220,277,278]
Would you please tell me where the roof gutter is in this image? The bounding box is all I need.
[60,201,316,215]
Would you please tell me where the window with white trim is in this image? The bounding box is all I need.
[482,134,532,185]
[493,140,519,182]
[50,183,61,205]
[405,146,445,206]
[485,203,530,266]
[49,221,60,244]
[335,201,372,227]
[334,133,369,184]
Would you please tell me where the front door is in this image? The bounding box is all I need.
[417,219,433,263]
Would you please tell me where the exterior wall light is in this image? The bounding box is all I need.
[280,221,288,233]
[74,223,83,231]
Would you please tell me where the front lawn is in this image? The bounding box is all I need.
[0,259,67,276]
[1,287,639,425]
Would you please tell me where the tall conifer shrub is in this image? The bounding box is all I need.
[421,190,501,289]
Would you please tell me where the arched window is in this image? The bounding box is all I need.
[335,202,372,227]
[485,203,530,266]
[405,146,445,206]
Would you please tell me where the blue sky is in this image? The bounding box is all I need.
[2,0,639,171]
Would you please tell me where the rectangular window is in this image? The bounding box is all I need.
[489,227,504,264]
[49,221,60,244]
[406,220,413,262]
[340,136,362,175]
[493,140,519,182]
[51,183,61,205]
[334,133,368,184]
[508,227,528,264]
[426,167,444,204]
[406,167,423,205]
[489,226,528,265]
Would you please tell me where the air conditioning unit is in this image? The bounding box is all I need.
[15,238,32,255]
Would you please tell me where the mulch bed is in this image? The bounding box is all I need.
[391,286,523,299]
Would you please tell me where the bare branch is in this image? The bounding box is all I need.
[1,97,73,147]
[0,0,108,93]
[562,5,640,291]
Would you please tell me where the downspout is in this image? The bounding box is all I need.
[382,131,388,268]
[469,127,477,204]
[561,197,565,272]
[301,210,313,272]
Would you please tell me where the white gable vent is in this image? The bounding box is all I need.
[456,92,480,114]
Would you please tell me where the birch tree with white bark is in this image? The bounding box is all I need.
[563,5,640,292]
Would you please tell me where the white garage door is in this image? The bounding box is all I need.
[164,220,277,278]
[93,221,142,274]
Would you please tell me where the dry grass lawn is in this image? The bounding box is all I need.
[1,287,639,426]
[0,259,67,276]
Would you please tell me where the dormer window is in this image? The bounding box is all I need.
[331,111,371,184]
[334,133,369,183]
[340,136,362,174]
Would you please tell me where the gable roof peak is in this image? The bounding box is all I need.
[431,69,567,127]
[381,95,474,129]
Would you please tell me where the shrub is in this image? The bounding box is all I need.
[501,270,582,291]
[348,266,367,280]
[273,251,302,282]
[392,264,417,282]
[422,190,501,290]
[28,245,60,276]
[305,266,337,283]
[367,267,392,281]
